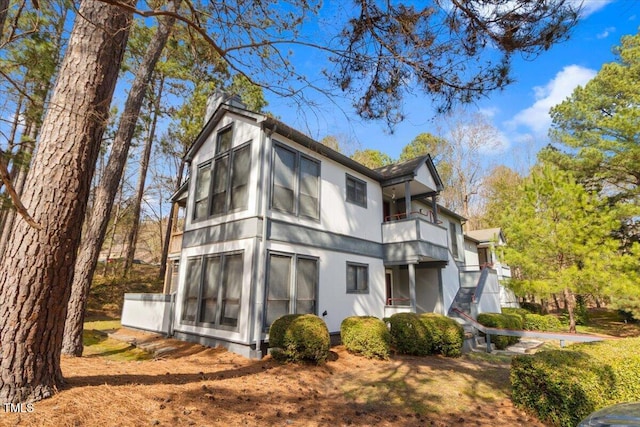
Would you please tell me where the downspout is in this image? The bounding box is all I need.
[253,123,273,356]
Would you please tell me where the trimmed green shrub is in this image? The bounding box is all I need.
[501,307,530,321]
[523,313,562,331]
[476,312,522,349]
[269,314,330,364]
[511,338,640,427]
[419,313,464,357]
[340,316,391,360]
[387,312,432,356]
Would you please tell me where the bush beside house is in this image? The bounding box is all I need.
[269,314,330,364]
[340,316,391,360]
[387,312,433,356]
[419,313,464,357]
[511,338,640,427]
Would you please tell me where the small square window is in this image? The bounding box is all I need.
[347,263,368,293]
[346,174,367,207]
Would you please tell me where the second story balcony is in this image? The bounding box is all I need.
[382,212,449,264]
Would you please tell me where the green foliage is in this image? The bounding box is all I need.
[350,148,393,169]
[340,316,391,360]
[549,32,640,232]
[500,163,637,330]
[419,313,464,357]
[476,312,522,349]
[399,133,450,163]
[523,314,562,331]
[387,313,432,356]
[511,338,640,427]
[501,307,530,320]
[269,314,330,364]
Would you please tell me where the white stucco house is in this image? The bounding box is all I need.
[121,93,505,358]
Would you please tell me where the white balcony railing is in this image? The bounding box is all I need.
[382,214,447,247]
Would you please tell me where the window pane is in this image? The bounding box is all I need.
[272,146,295,213]
[346,264,356,292]
[268,254,291,300]
[217,126,232,154]
[357,266,368,291]
[266,301,289,326]
[346,175,366,206]
[221,254,243,327]
[211,156,229,215]
[266,254,291,326]
[182,258,202,321]
[230,145,250,210]
[199,256,221,323]
[299,157,319,219]
[194,164,211,220]
[347,263,368,293]
[296,258,317,314]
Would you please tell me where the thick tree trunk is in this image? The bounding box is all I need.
[0,0,132,404]
[62,2,179,357]
[123,80,163,275]
[563,287,577,333]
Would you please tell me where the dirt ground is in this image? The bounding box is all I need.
[1,329,546,427]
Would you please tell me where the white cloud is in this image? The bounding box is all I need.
[508,65,597,134]
[573,0,615,17]
[597,26,616,39]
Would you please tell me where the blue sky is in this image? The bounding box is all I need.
[265,0,640,172]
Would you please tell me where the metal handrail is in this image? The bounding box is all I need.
[452,308,604,351]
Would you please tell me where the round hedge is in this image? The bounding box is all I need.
[511,338,640,427]
[387,312,433,356]
[268,314,330,364]
[340,316,391,360]
[419,313,464,357]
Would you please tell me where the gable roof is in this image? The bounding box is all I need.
[185,102,444,190]
[466,228,505,244]
[375,155,444,191]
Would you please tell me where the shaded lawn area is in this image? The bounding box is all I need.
[1,321,544,427]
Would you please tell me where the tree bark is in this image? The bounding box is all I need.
[62,0,179,356]
[123,79,163,275]
[563,287,577,333]
[0,0,132,404]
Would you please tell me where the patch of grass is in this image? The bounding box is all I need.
[575,308,640,338]
[82,328,151,361]
[88,264,163,318]
[463,351,513,365]
[84,319,121,333]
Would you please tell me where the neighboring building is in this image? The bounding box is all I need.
[464,228,518,309]
[121,93,504,358]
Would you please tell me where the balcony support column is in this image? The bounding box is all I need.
[409,262,417,311]
[431,193,438,223]
[405,181,411,218]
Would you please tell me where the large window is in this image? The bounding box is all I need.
[271,144,320,220]
[346,174,367,207]
[193,162,211,220]
[192,127,251,220]
[181,252,243,329]
[346,262,369,293]
[265,252,318,328]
